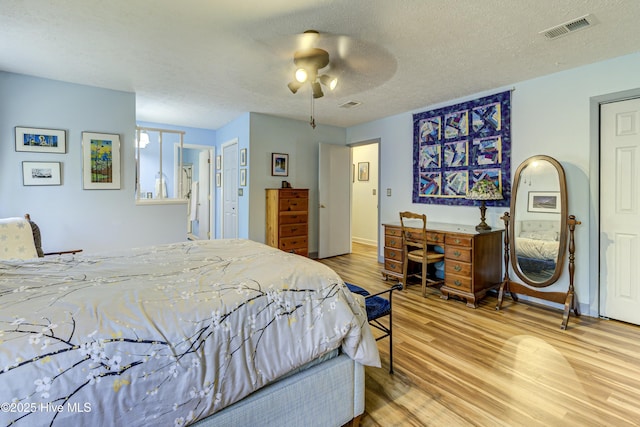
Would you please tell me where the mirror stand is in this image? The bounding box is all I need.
[496,213,581,329]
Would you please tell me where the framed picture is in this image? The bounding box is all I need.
[216,173,221,187]
[240,168,246,186]
[82,132,121,190]
[22,161,61,186]
[240,148,247,166]
[15,127,66,153]
[528,191,561,213]
[358,162,370,181]
[216,155,222,170]
[272,153,289,176]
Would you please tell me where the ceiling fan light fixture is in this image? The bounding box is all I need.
[295,68,308,83]
[319,74,337,91]
[288,80,303,94]
[311,81,323,98]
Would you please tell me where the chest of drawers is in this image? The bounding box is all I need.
[382,222,502,308]
[266,189,309,256]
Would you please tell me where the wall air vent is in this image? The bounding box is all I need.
[540,14,595,40]
[339,101,362,108]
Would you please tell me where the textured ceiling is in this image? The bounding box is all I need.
[1,0,639,130]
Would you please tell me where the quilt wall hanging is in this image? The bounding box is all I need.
[412,90,511,207]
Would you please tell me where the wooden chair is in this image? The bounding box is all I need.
[399,211,445,297]
[24,214,83,257]
[345,282,403,374]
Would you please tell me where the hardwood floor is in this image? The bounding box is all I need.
[319,243,640,427]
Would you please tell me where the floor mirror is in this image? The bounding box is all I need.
[496,155,581,329]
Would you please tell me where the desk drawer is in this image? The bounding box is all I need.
[445,246,471,263]
[385,226,402,237]
[384,259,403,275]
[445,274,472,292]
[426,232,445,244]
[385,235,403,249]
[384,247,403,261]
[446,234,473,247]
[446,260,471,277]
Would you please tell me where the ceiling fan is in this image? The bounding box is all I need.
[287,30,338,100]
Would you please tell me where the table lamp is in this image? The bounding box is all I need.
[466,179,503,231]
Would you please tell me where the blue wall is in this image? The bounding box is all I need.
[0,72,186,253]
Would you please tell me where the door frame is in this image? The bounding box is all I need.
[590,88,640,318]
[349,139,380,250]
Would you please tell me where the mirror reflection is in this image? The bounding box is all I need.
[512,157,565,285]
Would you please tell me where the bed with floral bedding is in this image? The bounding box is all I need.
[0,239,379,426]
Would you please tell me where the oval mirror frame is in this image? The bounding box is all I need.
[509,155,568,288]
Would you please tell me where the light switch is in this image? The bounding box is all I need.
[386,188,392,196]
[372,189,376,195]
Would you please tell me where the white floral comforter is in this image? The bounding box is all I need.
[0,239,379,426]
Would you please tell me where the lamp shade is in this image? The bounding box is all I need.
[466,179,503,201]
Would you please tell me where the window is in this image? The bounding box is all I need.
[135,126,185,203]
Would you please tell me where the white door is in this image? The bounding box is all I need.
[197,151,211,239]
[182,164,193,235]
[318,143,351,258]
[600,97,640,324]
[222,140,238,238]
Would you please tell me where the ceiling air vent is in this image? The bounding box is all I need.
[540,14,595,40]
[339,101,362,109]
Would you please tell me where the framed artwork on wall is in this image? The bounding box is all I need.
[82,132,121,190]
[358,162,369,181]
[22,161,62,186]
[528,191,561,213]
[240,168,247,186]
[15,127,66,153]
[240,149,247,166]
[216,173,221,187]
[216,155,222,170]
[272,153,288,176]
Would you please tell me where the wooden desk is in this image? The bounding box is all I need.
[382,221,503,308]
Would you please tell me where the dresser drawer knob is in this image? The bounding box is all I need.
[454,265,462,272]
[454,280,462,286]
[453,250,461,257]
[454,238,461,244]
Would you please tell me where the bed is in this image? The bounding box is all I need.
[0,228,379,426]
[514,220,560,280]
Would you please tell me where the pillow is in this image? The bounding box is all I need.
[0,217,38,259]
[519,230,558,241]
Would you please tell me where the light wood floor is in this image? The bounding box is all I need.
[318,243,640,427]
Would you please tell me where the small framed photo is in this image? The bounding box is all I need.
[216,172,221,187]
[240,148,247,166]
[272,153,288,176]
[15,127,66,153]
[358,162,370,181]
[528,191,561,213]
[82,132,121,190]
[216,155,222,170]
[240,168,247,186]
[22,161,62,186]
